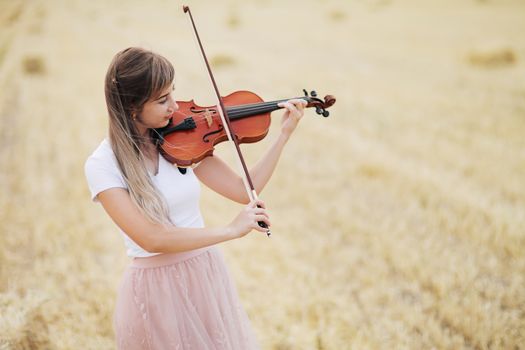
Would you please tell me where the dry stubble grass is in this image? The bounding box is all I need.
[1,0,524,349]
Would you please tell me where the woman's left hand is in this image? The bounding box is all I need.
[278,99,307,139]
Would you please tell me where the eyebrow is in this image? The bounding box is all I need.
[155,85,175,101]
[155,92,170,101]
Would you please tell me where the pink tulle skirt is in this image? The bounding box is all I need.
[114,246,259,350]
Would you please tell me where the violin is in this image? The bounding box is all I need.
[152,89,336,167]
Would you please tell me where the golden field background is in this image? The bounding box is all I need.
[1,0,524,349]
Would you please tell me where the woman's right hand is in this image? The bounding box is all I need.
[227,199,271,238]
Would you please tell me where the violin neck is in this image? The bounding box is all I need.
[226,97,309,120]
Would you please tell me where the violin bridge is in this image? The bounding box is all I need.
[204,109,214,128]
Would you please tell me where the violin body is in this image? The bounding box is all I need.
[154,89,335,167]
[155,90,270,166]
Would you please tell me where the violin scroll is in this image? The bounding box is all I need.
[303,89,336,118]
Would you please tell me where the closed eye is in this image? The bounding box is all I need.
[156,84,175,103]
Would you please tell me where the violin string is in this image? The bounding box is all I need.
[227,105,279,118]
[158,94,309,135]
[226,97,309,118]
[227,96,309,110]
[152,93,309,162]
[155,101,277,140]
[225,103,282,119]
[163,112,248,131]
[163,97,308,131]
[226,99,288,111]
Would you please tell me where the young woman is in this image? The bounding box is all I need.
[84,47,306,349]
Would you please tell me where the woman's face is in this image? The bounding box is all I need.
[137,83,178,130]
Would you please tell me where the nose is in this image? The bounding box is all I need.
[167,98,179,114]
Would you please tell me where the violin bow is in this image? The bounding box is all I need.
[183,5,271,236]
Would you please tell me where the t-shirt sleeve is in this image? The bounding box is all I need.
[84,155,127,202]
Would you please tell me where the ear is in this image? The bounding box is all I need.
[129,105,140,118]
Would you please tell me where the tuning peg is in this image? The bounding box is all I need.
[310,90,317,97]
[315,106,323,115]
[322,110,330,117]
[303,89,309,97]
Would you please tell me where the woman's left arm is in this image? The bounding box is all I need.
[194,99,307,204]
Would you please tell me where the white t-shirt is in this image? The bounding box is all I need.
[84,138,205,257]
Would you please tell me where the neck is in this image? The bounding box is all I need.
[137,124,149,138]
[133,123,156,156]
[225,97,309,120]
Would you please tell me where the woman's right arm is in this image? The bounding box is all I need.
[97,188,270,254]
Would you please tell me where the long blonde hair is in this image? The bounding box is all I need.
[104,47,174,225]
